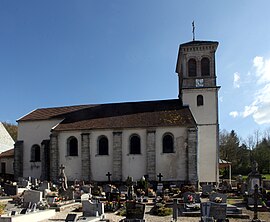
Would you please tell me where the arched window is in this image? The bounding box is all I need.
[98,136,109,155]
[31,144,41,162]
[188,58,197,77]
[162,134,174,153]
[67,136,78,156]
[130,134,141,154]
[197,95,204,106]
[201,57,210,76]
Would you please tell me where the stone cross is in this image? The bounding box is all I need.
[59,164,68,191]
[252,184,261,222]
[106,172,112,182]
[157,173,163,183]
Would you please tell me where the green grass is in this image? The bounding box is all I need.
[241,174,270,181]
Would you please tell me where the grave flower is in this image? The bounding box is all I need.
[214,197,222,203]
[187,194,194,203]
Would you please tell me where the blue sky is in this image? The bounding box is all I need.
[1,1,270,141]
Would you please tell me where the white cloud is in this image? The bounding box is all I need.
[253,56,270,84]
[233,72,240,88]
[242,104,258,118]
[237,56,270,125]
[229,111,239,118]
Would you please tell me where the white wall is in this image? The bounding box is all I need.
[0,122,14,152]
[18,119,62,179]
[57,126,188,182]
[156,127,187,181]
[58,131,82,181]
[89,130,113,181]
[122,129,147,181]
[183,87,219,183]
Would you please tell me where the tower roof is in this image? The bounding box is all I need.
[180,40,218,48]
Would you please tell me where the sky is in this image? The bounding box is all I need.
[1,0,270,141]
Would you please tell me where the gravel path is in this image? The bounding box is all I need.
[39,204,270,222]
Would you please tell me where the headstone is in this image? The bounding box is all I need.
[23,190,42,207]
[81,185,91,194]
[209,202,227,221]
[81,193,90,201]
[202,184,213,196]
[65,213,78,222]
[183,192,201,203]
[247,161,262,195]
[200,202,213,222]
[82,200,104,217]
[39,181,50,191]
[59,164,68,191]
[156,183,163,196]
[103,184,113,193]
[119,185,128,194]
[125,201,145,221]
[4,183,18,196]
[262,180,270,190]
[209,192,227,203]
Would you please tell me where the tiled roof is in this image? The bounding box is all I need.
[0,148,14,158]
[53,99,196,131]
[54,108,195,131]
[17,99,196,130]
[18,105,95,121]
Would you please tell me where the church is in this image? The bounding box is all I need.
[14,39,220,186]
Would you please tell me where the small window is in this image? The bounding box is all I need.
[163,134,174,153]
[201,57,210,76]
[31,144,41,162]
[130,134,141,154]
[67,136,78,156]
[188,58,197,77]
[197,95,204,106]
[98,136,109,155]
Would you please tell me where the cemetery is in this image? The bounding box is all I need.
[0,163,268,221]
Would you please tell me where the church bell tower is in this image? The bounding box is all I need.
[175,40,220,183]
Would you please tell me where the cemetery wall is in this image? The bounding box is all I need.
[18,119,62,179]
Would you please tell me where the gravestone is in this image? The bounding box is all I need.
[183,192,201,203]
[81,193,90,201]
[200,202,213,222]
[81,185,91,194]
[209,202,227,221]
[82,200,104,217]
[202,184,213,196]
[119,185,128,194]
[209,192,227,203]
[125,201,145,222]
[4,183,18,196]
[23,190,43,207]
[247,161,262,195]
[65,213,78,222]
[262,180,270,190]
[59,164,68,191]
[39,181,50,191]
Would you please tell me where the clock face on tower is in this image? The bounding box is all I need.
[196,78,204,87]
